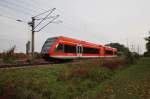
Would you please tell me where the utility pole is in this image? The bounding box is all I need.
[28,8,62,60]
[137,45,140,54]
[126,38,129,49]
[31,17,35,58]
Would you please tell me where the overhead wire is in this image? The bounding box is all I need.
[0,0,56,23]
[34,8,56,17]
[0,14,28,24]
[0,0,61,53]
[36,15,60,32]
[0,2,33,16]
[0,0,56,19]
[28,0,46,10]
[0,1,61,31]
[34,8,56,28]
[16,0,46,12]
[0,1,59,27]
[2,0,38,13]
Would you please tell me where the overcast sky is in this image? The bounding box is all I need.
[0,0,149,54]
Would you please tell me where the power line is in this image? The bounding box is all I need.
[27,0,45,10]
[36,15,60,32]
[23,0,60,16]
[0,14,27,23]
[30,0,41,5]
[34,8,56,17]
[1,0,38,13]
[0,1,33,15]
[0,0,59,22]
[0,1,33,16]
[16,0,46,12]
[0,5,30,18]
[34,8,56,29]
[0,0,54,22]
[28,8,62,58]
[35,16,57,20]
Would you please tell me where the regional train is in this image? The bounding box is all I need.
[41,36,117,61]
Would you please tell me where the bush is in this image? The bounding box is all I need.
[124,52,134,64]
[3,55,16,64]
[101,57,126,69]
[144,51,150,57]
[89,67,113,83]
[34,52,42,59]
[56,60,119,98]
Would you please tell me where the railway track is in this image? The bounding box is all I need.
[0,57,123,69]
[0,59,80,69]
[0,62,53,69]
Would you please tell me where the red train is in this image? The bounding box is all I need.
[41,36,117,60]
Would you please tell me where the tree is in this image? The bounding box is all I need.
[106,43,135,64]
[105,43,129,56]
[144,31,150,56]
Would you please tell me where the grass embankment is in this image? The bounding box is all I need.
[0,58,149,99]
[86,58,150,99]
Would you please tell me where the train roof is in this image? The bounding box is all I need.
[47,36,117,51]
[47,36,104,47]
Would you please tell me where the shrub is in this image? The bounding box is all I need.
[89,67,113,83]
[3,55,16,64]
[125,52,134,64]
[34,52,42,59]
[58,61,115,83]
[144,52,150,57]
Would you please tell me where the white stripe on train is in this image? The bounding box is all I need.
[51,55,117,59]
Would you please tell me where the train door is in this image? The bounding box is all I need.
[76,45,82,57]
[100,47,104,56]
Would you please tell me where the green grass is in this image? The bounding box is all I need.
[2,55,16,64]
[84,58,150,99]
[0,65,69,99]
[0,58,149,99]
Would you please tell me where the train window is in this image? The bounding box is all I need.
[64,44,76,53]
[41,41,55,53]
[42,41,54,50]
[45,42,54,47]
[55,44,64,52]
[47,37,58,42]
[105,50,113,55]
[83,47,99,54]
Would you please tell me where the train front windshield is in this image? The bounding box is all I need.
[41,38,57,54]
